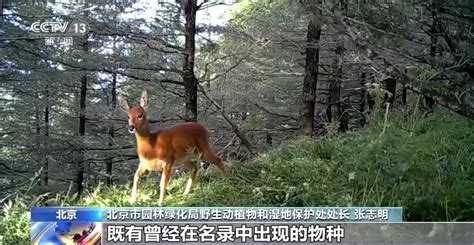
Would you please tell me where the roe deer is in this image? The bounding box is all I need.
[118,90,225,205]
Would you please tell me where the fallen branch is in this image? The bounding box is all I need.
[404,75,474,119]
[198,84,256,154]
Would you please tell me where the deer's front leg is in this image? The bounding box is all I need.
[159,162,172,206]
[131,165,145,203]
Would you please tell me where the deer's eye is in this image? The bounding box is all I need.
[127,115,130,119]
[138,114,143,119]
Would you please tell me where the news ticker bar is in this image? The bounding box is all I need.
[31,222,474,244]
[31,207,403,222]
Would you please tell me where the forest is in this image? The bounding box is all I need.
[0,0,473,243]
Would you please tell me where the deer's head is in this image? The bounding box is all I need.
[118,90,148,134]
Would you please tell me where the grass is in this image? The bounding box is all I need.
[1,107,473,244]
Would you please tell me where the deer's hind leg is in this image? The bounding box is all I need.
[183,160,198,195]
[174,153,199,196]
[159,157,174,206]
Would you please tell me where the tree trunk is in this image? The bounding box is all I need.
[35,93,42,182]
[42,84,49,186]
[266,133,272,146]
[0,0,3,29]
[359,72,367,127]
[401,69,407,105]
[106,8,120,186]
[180,0,198,122]
[367,72,377,111]
[383,78,396,106]
[106,73,116,185]
[340,96,349,132]
[302,13,321,136]
[74,37,88,197]
[328,42,343,125]
[265,94,276,146]
[425,2,439,109]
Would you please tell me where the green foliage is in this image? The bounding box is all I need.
[0,197,35,244]
[229,0,303,33]
[408,65,437,82]
[0,195,43,244]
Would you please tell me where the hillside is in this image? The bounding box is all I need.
[2,109,473,244]
[79,109,473,221]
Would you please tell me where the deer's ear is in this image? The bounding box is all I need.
[117,95,129,113]
[140,90,148,111]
